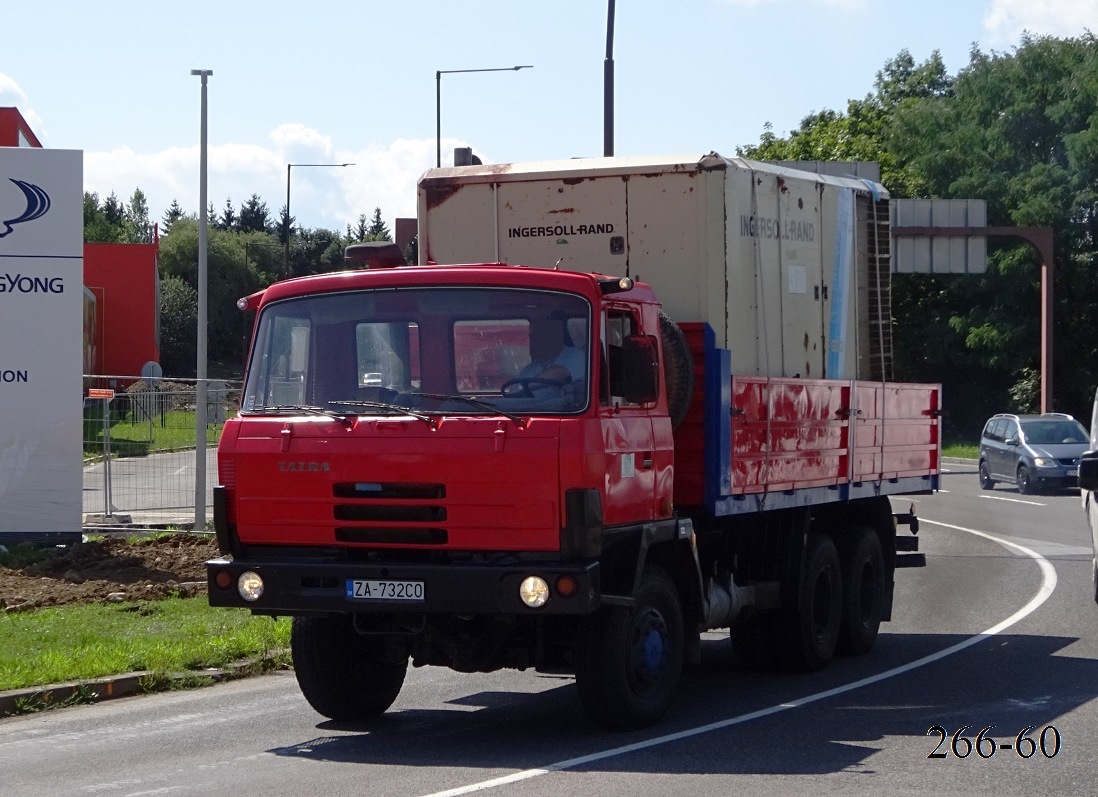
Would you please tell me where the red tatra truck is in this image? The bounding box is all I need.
[207,153,940,729]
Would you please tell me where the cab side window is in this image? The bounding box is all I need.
[602,309,641,406]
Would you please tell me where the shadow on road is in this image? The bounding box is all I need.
[267,631,1095,776]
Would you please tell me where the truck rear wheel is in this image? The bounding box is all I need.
[291,615,407,721]
[774,532,842,671]
[575,565,684,729]
[836,527,884,656]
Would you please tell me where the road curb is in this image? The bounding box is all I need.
[0,651,288,718]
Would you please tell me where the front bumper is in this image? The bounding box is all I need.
[206,556,601,616]
[1033,465,1080,489]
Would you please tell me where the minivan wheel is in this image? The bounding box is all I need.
[978,460,995,490]
[1016,464,1033,495]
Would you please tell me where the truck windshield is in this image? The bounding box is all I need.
[241,287,592,417]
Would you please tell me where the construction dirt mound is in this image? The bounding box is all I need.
[0,534,222,613]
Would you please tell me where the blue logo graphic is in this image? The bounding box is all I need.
[0,179,51,238]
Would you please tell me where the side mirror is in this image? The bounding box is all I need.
[1079,451,1098,491]
[1006,437,1020,446]
[621,335,659,405]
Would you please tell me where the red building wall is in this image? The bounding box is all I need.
[83,242,160,379]
[0,107,43,147]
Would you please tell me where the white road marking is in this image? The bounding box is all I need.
[418,520,1057,797]
[979,494,1045,507]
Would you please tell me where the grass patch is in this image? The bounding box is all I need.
[942,443,979,459]
[0,598,289,692]
[84,409,223,458]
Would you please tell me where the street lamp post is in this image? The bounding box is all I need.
[435,65,533,168]
[190,68,212,530]
[284,162,355,273]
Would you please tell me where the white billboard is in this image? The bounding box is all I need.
[0,148,83,540]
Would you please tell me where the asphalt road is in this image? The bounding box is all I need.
[7,463,1098,797]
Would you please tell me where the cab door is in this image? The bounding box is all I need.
[599,307,656,524]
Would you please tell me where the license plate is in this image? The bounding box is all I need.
[1068,469,1079,477]
[346,579,424,601]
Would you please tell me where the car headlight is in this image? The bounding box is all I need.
[1033,457,1055,467]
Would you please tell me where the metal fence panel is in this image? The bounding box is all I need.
[82,376,240,530]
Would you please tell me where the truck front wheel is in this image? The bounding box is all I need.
[575,565,684,729]
[291,615,408,721]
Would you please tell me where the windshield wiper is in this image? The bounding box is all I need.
[326,399,437,426]
[262,404,353,428]
[408,393,525,426]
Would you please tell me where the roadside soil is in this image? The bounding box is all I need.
[0,534,221,613]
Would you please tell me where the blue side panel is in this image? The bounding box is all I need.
[703,323,733,509]
[710,475,939,516]
[826,188,855,378]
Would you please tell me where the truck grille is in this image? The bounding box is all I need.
[333,482,445,499]
[335,527,448,544]
[332,481,449,546]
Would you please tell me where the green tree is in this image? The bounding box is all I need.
[83,192,125,243]
[347,213,369,243]
[238,194,271,234]
[123,188,153,244]
[162,200,185,234]
[741,48,952,198]
[158,275,198,376]
[218,198,237,232]
[892,34,1098,422]
[158,219,270,366]
[365,207,391,242]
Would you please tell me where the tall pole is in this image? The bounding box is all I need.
[604,0,616,157]
[435,66,533,169]
[436,71,442,168]
[191,68,212,530]
[284,164,292,273]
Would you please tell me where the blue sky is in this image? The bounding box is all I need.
[3,0,1096,234]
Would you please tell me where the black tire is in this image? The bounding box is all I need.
[978,460,995,490]
[836,527,885,657]
[659,313,694,430]
[773,533,842,672]
[575,565,684,729]
[1017,464,1033,495]
[291,615,407,721]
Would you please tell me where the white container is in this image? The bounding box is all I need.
[418,153,892,381]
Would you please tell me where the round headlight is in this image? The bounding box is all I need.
[237,571,264,602]
[519,576,550,608]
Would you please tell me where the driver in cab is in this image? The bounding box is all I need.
[512,317,584,397]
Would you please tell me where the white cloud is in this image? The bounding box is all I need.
[984,0,1098,42]
[81,131,440,236]
[0,73,45,139]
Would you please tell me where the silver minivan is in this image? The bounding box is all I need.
[978,412,1089,494]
